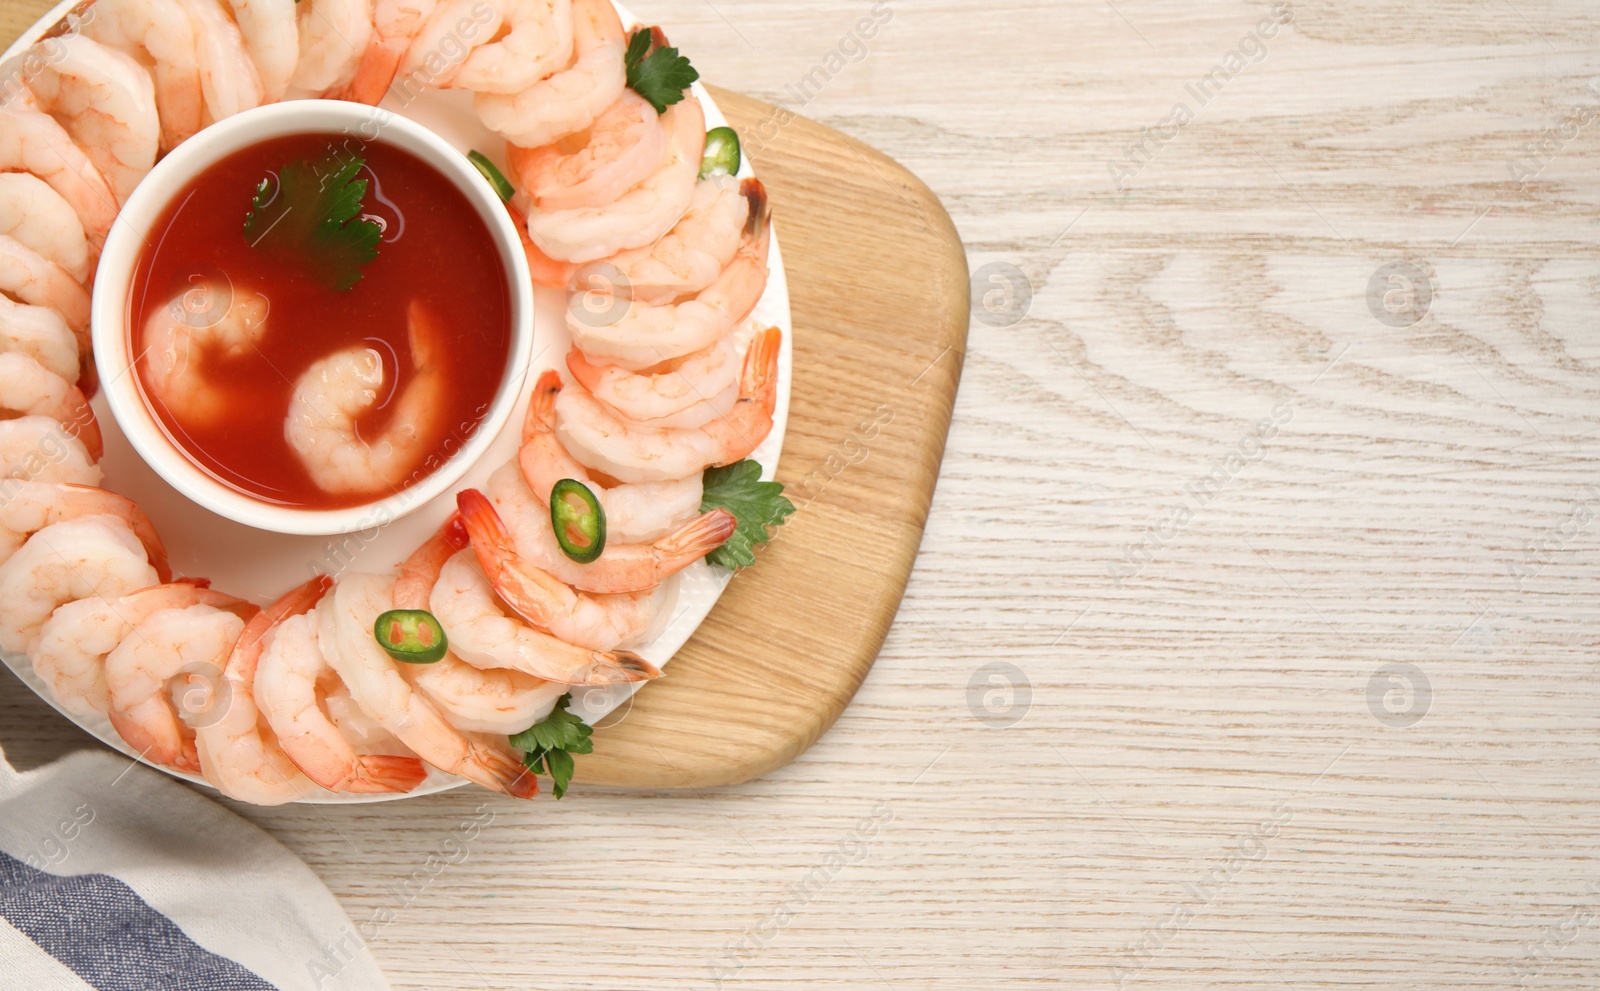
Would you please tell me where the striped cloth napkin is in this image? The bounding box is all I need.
[0,743,388,991]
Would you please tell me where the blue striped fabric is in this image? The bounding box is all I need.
[0,849,279,991]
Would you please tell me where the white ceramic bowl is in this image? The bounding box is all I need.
[91,100,534,536]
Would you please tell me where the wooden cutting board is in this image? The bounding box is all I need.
[0,2,969,789]
[587,88,968,788]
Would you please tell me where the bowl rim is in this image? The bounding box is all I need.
[91,100,535,536]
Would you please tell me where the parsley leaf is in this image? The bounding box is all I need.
[243,151,382,292]
[625,27,699,114]
[508,693,594,799]
[700,459,795,569]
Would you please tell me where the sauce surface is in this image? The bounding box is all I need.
[129,132,512,510]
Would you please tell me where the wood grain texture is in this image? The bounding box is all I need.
[7,1,1600,989]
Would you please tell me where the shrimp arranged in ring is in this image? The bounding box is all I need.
[473,0,626,149]
[396,516,571,733]
[220,0,300,103]
[105,603,249,772]
[83,0,206,149]
[289,0,373,95]
[193,577,329,804]
[0,234,91,332]
[420,512,662,679]
[448,0,572,94]
[0,481,170,578]
[318,573,540,797]
[34,583,245,718]
[555,327,780,484]
[0,292,81,384]
[565,215,769,371]
[338,0,437,104]
[0,173,93,284]
[0,515,160,654]
[485,462,731,593]
[518,370,704,543]
[508,89,665,212]
[525,96,705,264]
[0,104,119,246]
[0,417,100,487]
[574,176,768,305]
[177,0,265,122]
[566,333,743,428]
[24,35,161,203]
[455,491,675,652]
[256,609,431,794]
[285,300,444,495]
[141,285,268,427]
[0,353,101,461]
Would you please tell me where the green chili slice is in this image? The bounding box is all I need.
[374,609,448,664]
[699,127,741,179]
[467,150,516,203]
[551,478,606,564]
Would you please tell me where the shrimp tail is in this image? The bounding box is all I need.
[659,510,736,567]
[474,743,540,799]
[521,369,563,444]
[740,178,769,239]
[742,328,781,400]
[336,42,402,105]
[610,650,662,681]
[341,755,431,794]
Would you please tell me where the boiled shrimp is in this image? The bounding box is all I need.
[0,515,160,654]
[82,0,205,149]
[507,89,663,211]
[193,577,329,804]
[338,0,437,104]
[317,573,540,798]
[105,603,246,772]
[565,332,743,428]
[486,462,731,593]
[525,96,705,264]
[0,235,91,332]
[473,0,625,149]
[0,417,100,486]
[141,285,267,427]
[0,353,101,461]
[177,0,265,122]
[256,608,430,794]
[415,512,661,680]
[0,292,80,386]
[33,583,246,718]
[565,217,770,372]
[0,104,118,246]
[396,516,570,733]
[455,491,674,651]
[447,0,571,94]
[0,172,92,283]
[518,370,704,542]
[574,176,768,305]
[0,481,169,578]
[289,0,373,95]
[24,35,161,203]
[284,300,445,495]
[220,0,299,103]
[555,327,780,484]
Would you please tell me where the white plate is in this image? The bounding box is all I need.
[0,1,791,803]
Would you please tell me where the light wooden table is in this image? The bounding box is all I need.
[6,1,1600,988]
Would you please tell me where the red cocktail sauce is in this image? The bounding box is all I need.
[128,132,512,510]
